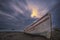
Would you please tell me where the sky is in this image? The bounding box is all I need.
[0,0,59,31]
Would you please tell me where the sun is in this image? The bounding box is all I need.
[31,7,38,18]
[28,4,39,18]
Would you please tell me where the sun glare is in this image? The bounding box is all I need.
[28,5,39,18]
[31,8,38,18]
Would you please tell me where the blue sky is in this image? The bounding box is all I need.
[0,0,59,31]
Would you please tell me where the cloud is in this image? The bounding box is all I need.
[0,0,58,30]
[0,11,17,19]
[26,0,57,18]
[11,3,24,14]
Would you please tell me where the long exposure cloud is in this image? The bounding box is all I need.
[0,0,58,30]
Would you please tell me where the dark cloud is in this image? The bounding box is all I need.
[0,0,36,30]
[50,2,60,28]
[0,0,59,31]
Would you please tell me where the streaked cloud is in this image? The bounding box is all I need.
[0,11,17,20]
[0,0,58,30]
[26,0,57,18]
[11,3,24,14]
